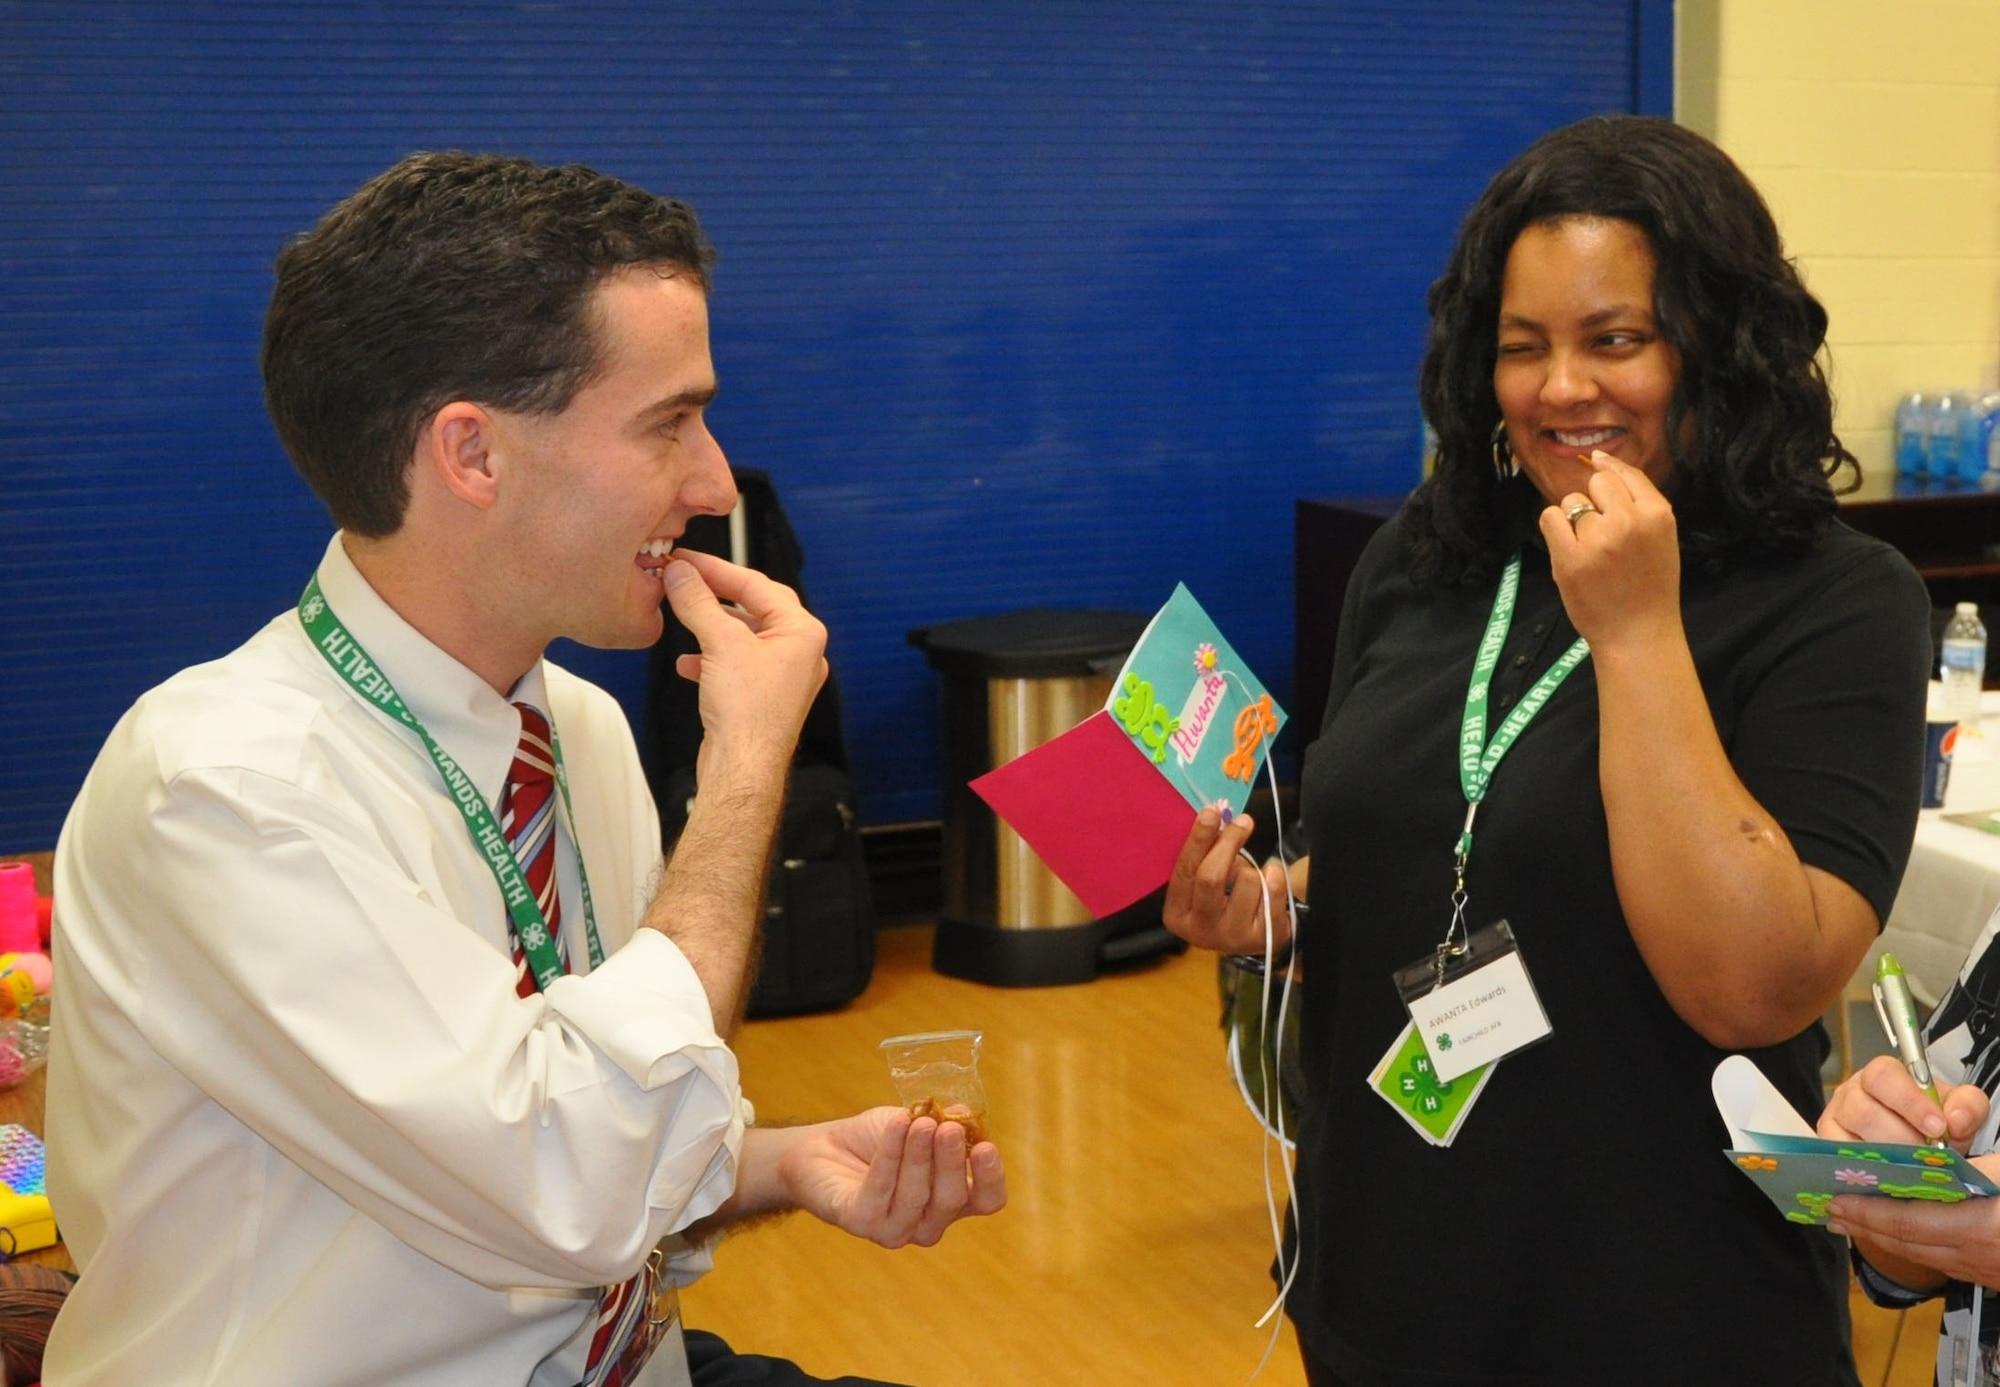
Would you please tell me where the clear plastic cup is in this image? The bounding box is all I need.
[879,1029,989,1146]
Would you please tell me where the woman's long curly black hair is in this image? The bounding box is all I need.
[1407,115,1857,587]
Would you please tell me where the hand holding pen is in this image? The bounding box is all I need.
[1819,971,1997,1351]
[1818,1045,1999,1343]
[1818,1054,1987,1153]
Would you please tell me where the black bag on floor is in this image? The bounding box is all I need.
[643,468,876,1017]
[655,760,876,1017]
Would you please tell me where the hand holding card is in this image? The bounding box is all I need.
[1714,1055,1997,1226]
[969,585,1285,917]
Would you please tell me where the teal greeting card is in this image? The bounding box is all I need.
[1107,583,1287,821]
[1713,1055,1999,1226]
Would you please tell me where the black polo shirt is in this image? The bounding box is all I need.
[1291,482,1930,1385]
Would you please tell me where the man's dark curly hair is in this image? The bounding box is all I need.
[262,152,716,537]
[1407,115,1856,586]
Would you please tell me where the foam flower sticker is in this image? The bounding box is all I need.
[1834,1168,1879,1188]
[1193,643,1218,674]
[1880,1181,1968,1203]
[1736,1155,1778,1172]
[1396,1051,1454,1118]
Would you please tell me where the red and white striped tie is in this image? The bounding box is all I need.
[501,703,571,999]
[506,706,664,1384]
[580,1260,665,1386]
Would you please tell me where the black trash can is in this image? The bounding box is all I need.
[909,609,1182,986]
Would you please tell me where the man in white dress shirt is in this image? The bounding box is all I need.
[41,152,1004,1387]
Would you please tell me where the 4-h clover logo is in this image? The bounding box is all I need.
[1435,1033,1453,1051]
[301,594,325,623]
[519,921,548,952]
[1397,1051,1455,1116]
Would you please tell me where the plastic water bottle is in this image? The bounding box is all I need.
[1896,390,1931,480]
[1931,390,1968,483]
[1942,601,1988,728]
[1965,390,2000,484]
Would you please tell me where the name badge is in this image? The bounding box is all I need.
[1393,919,1551,1083]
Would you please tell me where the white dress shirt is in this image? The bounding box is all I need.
[44,535,744,1386]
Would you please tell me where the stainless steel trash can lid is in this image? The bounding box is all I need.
[908,608,1149,680]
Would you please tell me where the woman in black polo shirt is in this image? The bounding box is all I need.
[1166,115,1930,1386]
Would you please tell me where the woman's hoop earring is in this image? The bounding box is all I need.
[1491,422,1515,480]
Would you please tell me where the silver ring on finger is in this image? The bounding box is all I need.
[1563,500,1597,527]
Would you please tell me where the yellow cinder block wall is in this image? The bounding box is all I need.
[1680,0,2000,498]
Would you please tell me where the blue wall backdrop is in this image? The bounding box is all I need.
[1,1,1668,848]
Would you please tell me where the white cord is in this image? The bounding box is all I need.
[1971,1287,1985,1387]
[1227,1031,1295,1150]
[1237,755,1302,1384]
[1169,663,1301,1381]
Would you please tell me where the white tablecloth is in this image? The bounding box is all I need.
[1871,688,2000,1002]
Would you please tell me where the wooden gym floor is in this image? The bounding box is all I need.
[681,921,1307,1385]
[683,921,1941,1387]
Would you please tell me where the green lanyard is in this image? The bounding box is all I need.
[1447,553,1591,948]
[297,574,605,990]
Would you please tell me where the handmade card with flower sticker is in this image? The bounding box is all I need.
[970,583,1286,918]
[1712,1055,1999,1225]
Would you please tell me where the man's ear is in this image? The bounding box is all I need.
[422,402,502,511]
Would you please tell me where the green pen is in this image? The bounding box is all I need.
[1871,953,1948,1149]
